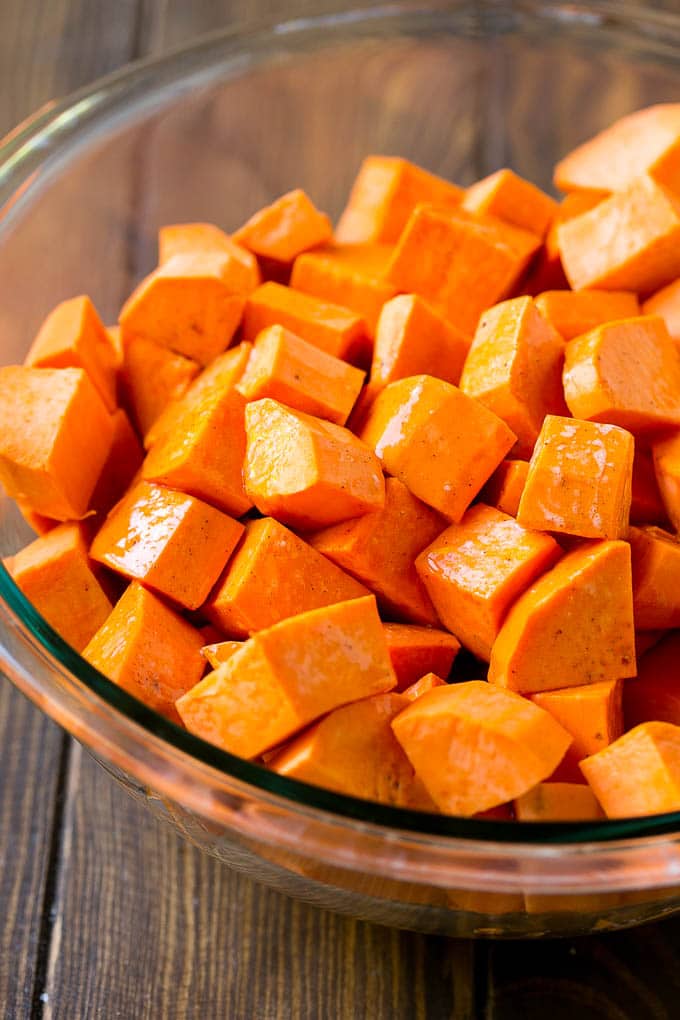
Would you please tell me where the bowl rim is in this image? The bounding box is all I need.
[3,0,680,864]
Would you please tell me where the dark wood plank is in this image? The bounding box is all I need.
[43,745,476,1020]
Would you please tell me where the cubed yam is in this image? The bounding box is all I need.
[480,460,529,518]
[200,640,243,669]
[359,375,516,521]
[176,595,396,758]
[142,359,252,517]
[535,289,640,341]
[530,679,624,783]
[624,632,680,729]
[4,523,113,651]
[554,104,680,195]
[242,282,369,364]
[382,623,460,690]
[459,296,568,458]
[629,526,680,630]
[106,325,124,367]
[514,782,604,821]
[370,293,470,390]
[83,581,205,724]
[158,222,261,290]
[643,277,680,341]
[517,415,634,539]
[523,190,607,295]
[557,176,680,294]
[335,155,463,244]
[91,480,244,610]
[244,398,384,529]
[580,721,680,817]
[385,204,540,334]
[25,295,118,412]
[89,408,144,515]
[310,477,445,626]
[15,502,57,537]
[391,681,572,815]
[118,253,247,365]
[0,366,114,521]
[291,243,396,336]
[268,691,437,810]
[563,316,680,434]
[237,325,364,426]
[488,540,636,693]
[652,429,680,531]
[631,447,668,525]
[120,335,199,438]
[402,673,446,702]
[205,516,369,637]
[233,189,332,263]
[416,503,561,660]
[144,342,251,451]
[462,168,558,238]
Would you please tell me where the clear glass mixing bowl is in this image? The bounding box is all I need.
[3,0,680,938]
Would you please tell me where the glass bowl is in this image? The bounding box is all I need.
[4,0,680,939]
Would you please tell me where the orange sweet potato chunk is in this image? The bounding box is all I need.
[385,205,540,335]
[563,316,680,434]
[359,375,516,521]
[237,325,364,426]
[462,168,558,238]
[205,517,369,638]
[310,476,445,626]
[631,446,668,525]
[643,277,680,342]
[382,623,460,690]
[176,595,396,758]
[83,582,205,724]
[158,222,261,290]
[624,632,680,729]
[523,190,607,295]
[480,460,529,518]
[119,253,248,365]
[629,526,680,630]
[242,282,369,364]
[120,335,199,438]
[580,721,680,817]
[517,415,634,540]
[535,289,640,341]
[25,295,118,412]
[335,155,463,244]
[652,429,680,531]
[416,503,561,660]
[233,189,332,263]
[0,366,114,521]
[4,523,112,652]
[557,176,680,295]
[460,296,568,458]
[269,691,437,810]
[488,540,636,693]
[401,672,446,702]
[391,681,572,815]
[200,640,243,670]
[89,407,144,515]
[514,783,604,821]
[244,398,384,529]
[371,293,470,390]
[91,480,244,610]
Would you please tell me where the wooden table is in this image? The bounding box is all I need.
[3,2,680,1017]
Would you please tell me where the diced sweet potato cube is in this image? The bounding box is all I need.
[25,295,118,412]
[176,595,396,758]
[391,681,572,815]
[401,673,446,702]
[523,190,607,295]
[119,253,247,365]
[233,189,332,263]
[91,480,244,610]
[359,375,516,521]
[517,415,634,540]
[535,289,640,341]
[462,168,558,238]
[631,446,668,525]
[628,525,680,630]
[158,222,261,292]
[120,335,199,438]
[205,517,368,638]
[0,366,114,521]
[382,623,460,690]
[200,640,243,670]
[89,408,144,515]
[310,477,445,626]
[563,316,680,434]
[335,155,463,244]
[4,523,112,651]
[385,205,540,334]
[488,541,636,693]
[83,582,205,723]
[480,460,529,518]
[416,503,561,660]
[244,398,384,529]
[624,632,680,729]
[460,296,568,457]
[237,325,364,426]
[652,429,680,531]
[643,277,680,341]
[514,783,604,821]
